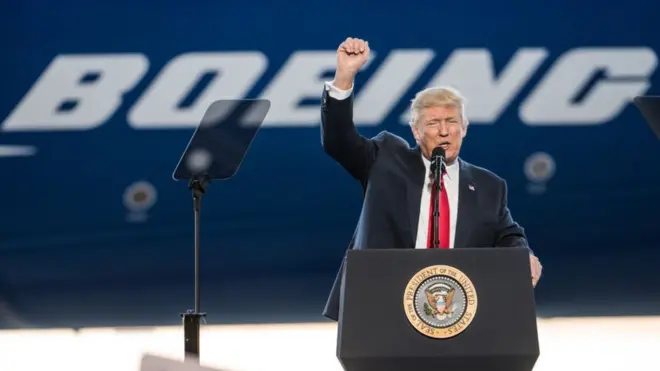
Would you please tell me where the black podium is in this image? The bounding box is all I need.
[337,247,539,371]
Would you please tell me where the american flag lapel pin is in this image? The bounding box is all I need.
[468,184,475,191]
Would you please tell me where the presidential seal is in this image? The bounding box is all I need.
[403,265,478,339]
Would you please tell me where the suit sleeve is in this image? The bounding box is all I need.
[494,179,532,251]
[320,82,378,185]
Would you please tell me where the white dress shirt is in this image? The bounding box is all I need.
[325,81,460,249]
[415,156,460,249]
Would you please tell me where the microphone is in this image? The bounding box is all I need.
[430,146,445,249]
[430,146,446,183]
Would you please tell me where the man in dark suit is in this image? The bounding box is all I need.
[321,37,543,321]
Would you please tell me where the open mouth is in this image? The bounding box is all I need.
[439,142,450,150]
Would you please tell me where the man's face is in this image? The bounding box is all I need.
[412,105,467,165]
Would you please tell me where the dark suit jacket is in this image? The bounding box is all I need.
[320,88,530,321]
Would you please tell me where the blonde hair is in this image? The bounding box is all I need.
[408,86,469,128]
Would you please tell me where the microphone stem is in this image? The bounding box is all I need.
[431,156,444,249]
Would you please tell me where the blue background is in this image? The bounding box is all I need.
[0,0,659,329]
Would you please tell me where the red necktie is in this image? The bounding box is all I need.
[426,171,450,249]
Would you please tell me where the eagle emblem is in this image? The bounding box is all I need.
[404,265,478,339]
[423,287,457,320]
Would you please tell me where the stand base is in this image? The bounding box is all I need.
[181,310,207,362]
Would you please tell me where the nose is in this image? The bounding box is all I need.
[438,124,450,136]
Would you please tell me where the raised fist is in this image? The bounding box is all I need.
[334,37,370,89]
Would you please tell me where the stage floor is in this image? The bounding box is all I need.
[1,317,659,371]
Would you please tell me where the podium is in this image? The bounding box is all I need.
[337,248,540,371]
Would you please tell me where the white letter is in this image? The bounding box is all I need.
[1,54,148,132]
[249,51,378,126]
[257,51,337,126]
[354,49,434,125]
[128,52,267,129]
[520,47,658,125]
[401,48,548,124]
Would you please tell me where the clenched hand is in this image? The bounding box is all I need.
[333,37,371,90]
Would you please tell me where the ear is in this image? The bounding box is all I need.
[411,122,422,143]
[461,123,468,139]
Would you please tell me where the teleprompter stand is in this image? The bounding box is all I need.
[181,176,209,360]
[172,99,271,363]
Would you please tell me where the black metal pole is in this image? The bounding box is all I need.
[431,161,443,249]
[432,180,440,249]
[194,192,201,315]
[182,178,208,362]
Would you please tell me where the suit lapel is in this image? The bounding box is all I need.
[454,159,477,249]
[405,146,426,247]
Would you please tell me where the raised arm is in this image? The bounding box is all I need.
[321,37,378,184]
